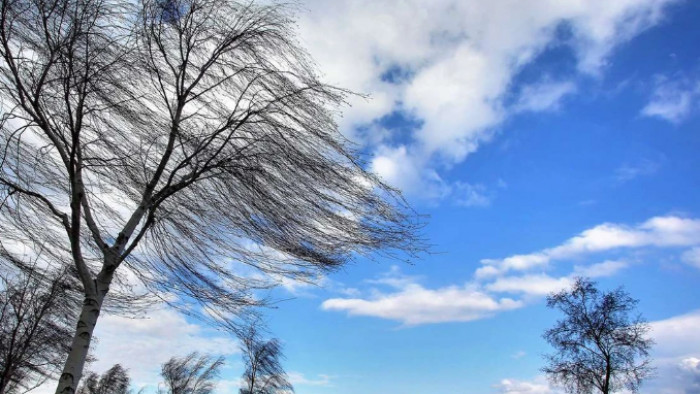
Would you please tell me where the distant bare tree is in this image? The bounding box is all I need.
[542,278,654,394]
[0,0,422,392]
[77,364,130,394]
[239,324,293,394]
[158,353,223,394]
[0,260,77,394]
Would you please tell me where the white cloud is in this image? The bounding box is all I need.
[615,159,660,182]
[641,76,699,123]
[573,260,629,278]
[321,268,522,325]
[297,0,678,199]
[625,310,700,392]
[515,81,577,113]
[494,376,559,393]
[650,310,700,361]
[682,247,700,269]
[486,274,572,296]
[288,372,334,387]
[453,182,492,207]
[90,308,239,387]
[324,216,700,326]
[26,307,240,393]
[479,216,700,277]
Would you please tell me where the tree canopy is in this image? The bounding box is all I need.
[0,0,422,391]
[542,278,654,394]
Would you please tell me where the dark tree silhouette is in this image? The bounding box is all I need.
[77,365,130,394]
[158,353,223,394]
[542,278,654,394]
[239,324,293,394]
[0,260,77,394]
[0,0,422,392]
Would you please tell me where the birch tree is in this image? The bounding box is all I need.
[0,0,421,392]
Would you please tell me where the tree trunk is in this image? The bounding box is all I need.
[54,293,104,394]
[603,358,611,394]
[0,363,13,394]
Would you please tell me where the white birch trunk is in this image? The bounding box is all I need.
[54,293,103,394]
[55,256,116,394]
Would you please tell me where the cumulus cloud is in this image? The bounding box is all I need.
[478,216,700,277]
[28,307,240,393]
[297,0,677,200]
[91,309,239,387]
[321,267,522,325]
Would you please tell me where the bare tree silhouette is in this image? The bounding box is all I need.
[542,278,654,394]
[158,353,223,394]
[239,324,293,394]
[77,365,131,394]
[0,0,422,392]
[0,258,77,394]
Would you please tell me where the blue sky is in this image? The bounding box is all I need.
[59,1,700,393]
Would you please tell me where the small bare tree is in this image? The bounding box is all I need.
[0,260,77,394]
[158,353,223,394]
[0,0,422,392]
[239,324,293,394]
[77,365,130,394]
[542,278,654,394]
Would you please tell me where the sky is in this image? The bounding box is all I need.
[33,0,700,393]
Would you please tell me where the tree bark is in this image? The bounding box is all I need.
[54,254,116,394]
[54,293,104,394]
[603,358,611,394]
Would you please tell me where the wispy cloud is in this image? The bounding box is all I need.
[681,247,700,269]
[477,216,700,278]
[323,216,700,326]
[641,75,699,124]
[615,158,661,182]
[514,80,577,113]
[494,375,559,393]
[573,260,629,278]
[288,372,335,387]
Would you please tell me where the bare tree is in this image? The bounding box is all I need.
[542,278,654,394]
[158,353,223,394]
[0,259,77,394]
[239,324,293,394]
[77,364,130,394]
[0,0,421,392]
